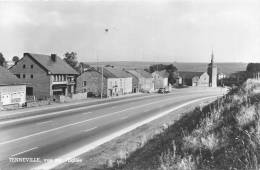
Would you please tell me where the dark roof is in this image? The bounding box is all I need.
[96,67,117,78]
[26,53,78,75]
[130,70,152,78]
[178,71,205,79]
[125,71,138,80]
[0,66,25,86]
[104,67,131,78]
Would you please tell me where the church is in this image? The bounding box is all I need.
[178,51,218,87]
[207,50,218,87]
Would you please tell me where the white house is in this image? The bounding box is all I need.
[0,66,26,108]
[152,70,169,89]
[105,67,132,96]
[76,67,132,97]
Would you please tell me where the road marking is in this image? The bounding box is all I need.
[82,127,97,133]
[82,112,92,115]
[10,147,38,157]
[36,120,52,125]
[120,116,128,120]
[0,96,191,145]
[33,95,220,170]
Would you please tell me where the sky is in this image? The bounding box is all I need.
[0,0,259,63]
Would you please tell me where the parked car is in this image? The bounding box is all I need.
[158,88,166,94]
[165,89,170,93]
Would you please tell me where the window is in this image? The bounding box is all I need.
[31,74,33,79]
[23,74,26,78]
[23,64,26,69]
[31,65,33,69]
[83,81,87,87]
[83,89,87,93]
[16,74,20,78]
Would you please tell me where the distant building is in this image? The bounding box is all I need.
[218,72,226,80]
[178,71,209,87]
[0,66,26,108]
[207,50,218,87]
[76,67,132,97]
[127,69,154,92]
[152,70,169,89]
[9,53,79,99]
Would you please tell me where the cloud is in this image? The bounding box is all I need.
[0,2,32,27]
[0,0,259,62]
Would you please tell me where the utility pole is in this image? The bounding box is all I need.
[101,66,104,99]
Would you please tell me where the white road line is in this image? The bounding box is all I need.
[82,112,92,115]
[120,116,128,120]
[36,120,52,125]
[0,97,178,145]
[82,127,97,133]
[10,147,38,157]
[33,95,220,170]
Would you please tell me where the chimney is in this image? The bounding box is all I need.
[51,54,56,62]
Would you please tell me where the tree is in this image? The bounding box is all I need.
[77,62,91,73]
[148,64,177,73]
[12,56,19,64]
[0,52,6,67]
[165,64,177,73]
[246,63,260,73]
[63,52,78,70]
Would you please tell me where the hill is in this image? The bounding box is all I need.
[85,61,247,76]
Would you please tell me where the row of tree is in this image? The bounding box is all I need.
[246,63,260,73]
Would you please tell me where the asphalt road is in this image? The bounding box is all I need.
[0,87,227,170]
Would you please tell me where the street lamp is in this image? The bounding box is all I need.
[100,28,109,99]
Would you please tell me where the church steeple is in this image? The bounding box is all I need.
[211,49,214,64]
[208,49,217,87]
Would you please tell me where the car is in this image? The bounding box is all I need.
[165,89,170,93]
[158,88,166,94]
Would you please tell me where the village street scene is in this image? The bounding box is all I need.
[0,0,260,170]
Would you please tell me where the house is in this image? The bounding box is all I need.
[192,72,209,87]
[152,70,169,89]
[125,71,139,93]
[0,66,26,108]
[9,53,79,99]
[178,71,209,87]
[127,69,154,92]
[76,67,132,97]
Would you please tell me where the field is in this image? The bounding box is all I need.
[85,61,247,76]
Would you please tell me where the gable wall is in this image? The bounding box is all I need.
[9,54,51,98]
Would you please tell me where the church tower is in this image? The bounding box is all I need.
[207,50,217,87]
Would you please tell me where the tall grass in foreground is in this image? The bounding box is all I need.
[157,79,260,170]
[102,79,260,170]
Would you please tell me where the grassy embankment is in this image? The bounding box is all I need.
[103,79,260,170]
